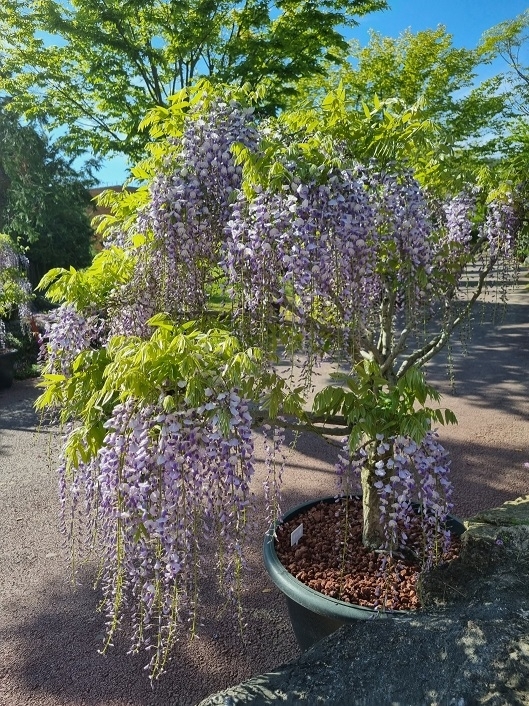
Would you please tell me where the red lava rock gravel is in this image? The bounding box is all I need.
[0,272,528,706]
[275,498,460,611]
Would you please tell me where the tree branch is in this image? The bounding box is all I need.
[396,253,500,377]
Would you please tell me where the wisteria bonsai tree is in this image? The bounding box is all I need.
[36,83,521,678]
[0,232,32,349]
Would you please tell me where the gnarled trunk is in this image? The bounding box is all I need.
[360,463,385,549]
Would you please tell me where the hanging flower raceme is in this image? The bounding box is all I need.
[480,196,519,257]
[113,97,258,335]
[336,430,453,565]
[87,389,256,678]
[440,191,477,249]
[43,319,263,681]
[41,304,104,376]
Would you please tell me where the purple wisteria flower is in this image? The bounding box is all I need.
[38,90,523,680]
[42,304,104,375]
[336,430,453,563]
[107,98,258,336]
[58,387,256,678]
[0,234,32,347]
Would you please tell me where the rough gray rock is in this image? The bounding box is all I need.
[198,497,529,706]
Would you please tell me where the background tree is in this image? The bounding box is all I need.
[477,14,529,257]
[0,0,387,162]
[288,27,511,196]
[480,10,529,115]
[0,102,94,284]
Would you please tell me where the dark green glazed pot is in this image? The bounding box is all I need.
[263,496,465,651]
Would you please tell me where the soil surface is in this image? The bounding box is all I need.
[1,270,528,706]
[275,498,460,611]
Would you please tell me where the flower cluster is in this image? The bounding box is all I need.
[480,196,519,257]
[0,234,32,347]
[440,191,477,248]
[223,167,514,361]
[109,98,258,337]
[336,431,453,565]
[42,304,104,375]
[60,388,255,679]
[224,171,380,354]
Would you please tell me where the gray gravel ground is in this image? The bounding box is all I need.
[1,271,528,706]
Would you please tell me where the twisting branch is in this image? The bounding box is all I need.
[396,253,500,378]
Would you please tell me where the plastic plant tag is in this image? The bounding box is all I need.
[290,523,303,546]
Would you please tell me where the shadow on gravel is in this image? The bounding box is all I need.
[2,535,300,706]
[279,423,528,516]
[0,381,43,432]
[437,435,529,519]
[275,431,528,520]
[425,299,529,421]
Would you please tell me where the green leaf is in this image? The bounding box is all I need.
[42,373,67,382]
[362,101,372,119]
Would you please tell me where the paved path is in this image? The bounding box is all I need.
[0,271,528,706]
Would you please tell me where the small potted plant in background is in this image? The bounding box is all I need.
[0,233,33,388]
[35,83,522,678]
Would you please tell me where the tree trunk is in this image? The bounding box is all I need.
[360,463,385,549]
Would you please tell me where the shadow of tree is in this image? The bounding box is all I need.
[0,574,271,705]
[1,278,528,705]
[0,379,43,432]
[1,512,308,706]
[424,298,529,421]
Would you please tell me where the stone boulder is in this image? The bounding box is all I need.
[198,497,529,706]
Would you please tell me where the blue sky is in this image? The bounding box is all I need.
[95,0,529,185]
[352,0,528,48]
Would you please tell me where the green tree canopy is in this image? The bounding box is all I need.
[0,102,94,284]
[480,9,529,115]
[477,14,529,253]
[288,26,510,198]
[288,27,511,195]
[0,0,387,161]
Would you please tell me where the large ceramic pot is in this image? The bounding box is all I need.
[263,496,465,651]
[0,349,17,389]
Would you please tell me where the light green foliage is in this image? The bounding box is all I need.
[35,313,299,468]
[289,27,511,196]
[480,10,529,114]
[37,246,135,310]
[313,361,457,456]
[0,0,386,159]
[231,86,444,196]
[103,318,260,407]
[286,90,442,174]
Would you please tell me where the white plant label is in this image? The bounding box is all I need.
[290,523,304,546]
